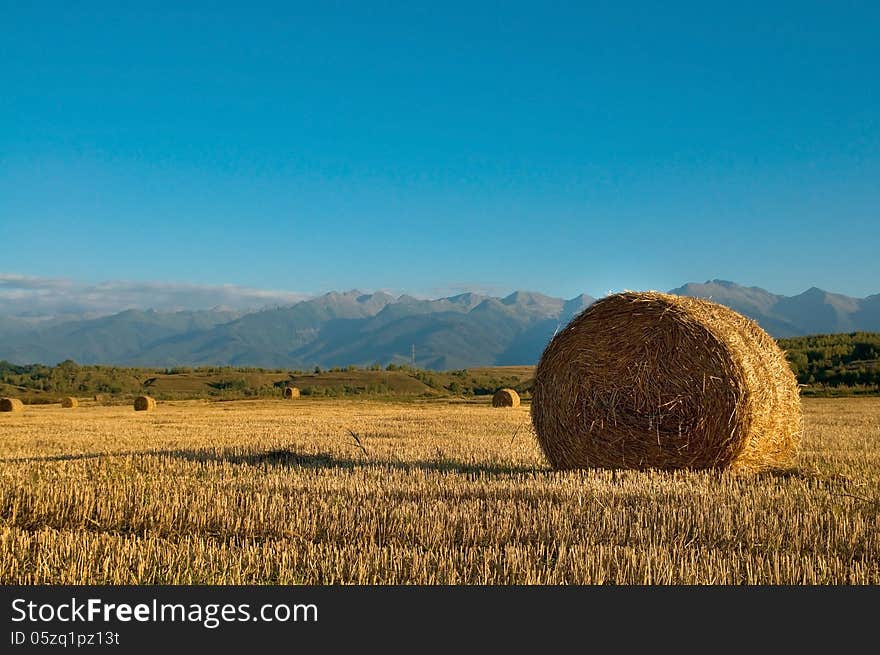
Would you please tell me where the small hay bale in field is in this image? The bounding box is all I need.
[531,291,802,472]
[282,386,300,399]
[133,395,157,411]
[492,388,520,407]
[61,396,78,408]
[93,394,104,403]
[0,398,24,412]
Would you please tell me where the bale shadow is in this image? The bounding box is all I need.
[6,449,832,482]
[0,450,165,464]
[169,448,544,476]
[1,447,543,477]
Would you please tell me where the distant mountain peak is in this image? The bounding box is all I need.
[502,290,550,305]
[320,289,363,299]
[472,298,504,311]
[357,291,393,302]
[445,292,487,309]
[562,293,595,319]
[447,292,482,301]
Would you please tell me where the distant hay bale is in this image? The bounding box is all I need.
[282,386,300,399]
[61,397,78,408]
[93,394,104,403]
[0,398,24,412]
[492,388,520,408]
[531,291,802,472]
[134,395,157,411]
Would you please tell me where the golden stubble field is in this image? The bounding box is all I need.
[1,397,878,584]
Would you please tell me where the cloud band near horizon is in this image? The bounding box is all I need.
[0,273,311,318]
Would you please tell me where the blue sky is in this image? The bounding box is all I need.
[2,1,878,303]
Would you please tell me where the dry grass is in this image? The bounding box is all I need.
[0,397,877,584]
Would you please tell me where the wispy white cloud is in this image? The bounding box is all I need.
[0,274,310,318]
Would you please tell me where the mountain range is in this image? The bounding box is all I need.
[1,280,877,369]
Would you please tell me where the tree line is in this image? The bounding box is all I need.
[778,332,880,395]
[1,332,878,398]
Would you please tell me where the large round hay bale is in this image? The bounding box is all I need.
[61,396,78,408]
[93,394,105,403]
[531,291,801,471]
[133,395,157,411]
[492,388,520,407]
[0,398,24,412]
[282,386,300,399]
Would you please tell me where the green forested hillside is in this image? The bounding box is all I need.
[0,360,534,403]
[778,332,880,395]
[1,333,877,402]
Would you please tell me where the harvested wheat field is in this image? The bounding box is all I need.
[0,398,877,584]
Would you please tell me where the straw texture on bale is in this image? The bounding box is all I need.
[1,398,24,412]
[134,395,157,411]
[531,291,802,472]
[61,397,78,408]
[492,388,520,408]
[282,386,300,399]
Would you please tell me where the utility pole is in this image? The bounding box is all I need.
[411,343,416,368]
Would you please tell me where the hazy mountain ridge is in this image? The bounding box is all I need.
[0,281,876,369]
[668,280,880,336]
